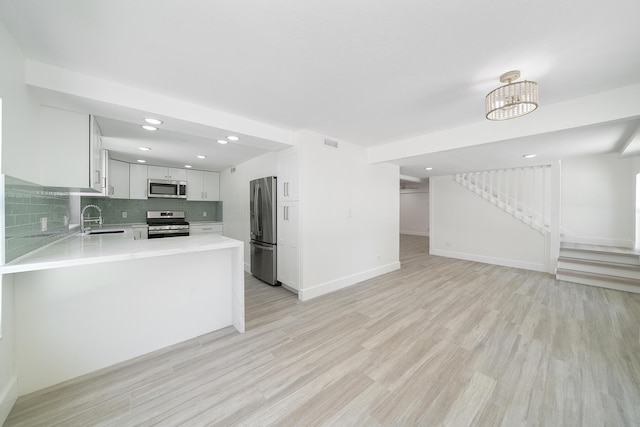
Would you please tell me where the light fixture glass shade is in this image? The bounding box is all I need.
[485,80,538,120]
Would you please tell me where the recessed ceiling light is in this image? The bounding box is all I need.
[217,139,229,144]
[142,125,157,131]
[424,167,433,171]
[144,118,163,125]
[197,155,207,159]
[137,159,147,163]
[523,154,537,158]
[227,136,239,141]
[185,165,192,168]
[138,147,151,151]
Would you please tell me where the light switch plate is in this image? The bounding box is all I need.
[41,217,48,232]
[203,212,207,217]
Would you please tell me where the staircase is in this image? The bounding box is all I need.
[455,166,551,235]
[556,243,640,293]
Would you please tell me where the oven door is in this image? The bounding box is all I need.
[148,225,190,238]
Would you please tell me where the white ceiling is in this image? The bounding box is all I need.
[2,0,640,176]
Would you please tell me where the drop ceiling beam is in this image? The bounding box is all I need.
[25,59,295,147]
[368,83,640,164]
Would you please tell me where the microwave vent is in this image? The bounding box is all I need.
[324,139,339,148]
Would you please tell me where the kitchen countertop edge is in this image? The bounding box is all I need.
[1,232,242,275]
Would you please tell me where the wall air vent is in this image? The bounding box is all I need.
[324,139,339,148]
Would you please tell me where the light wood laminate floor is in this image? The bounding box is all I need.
[6,235,640,426]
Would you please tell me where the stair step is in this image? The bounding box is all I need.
[556,268,640,294]
[557,256,640,280]
[559,246,640,266]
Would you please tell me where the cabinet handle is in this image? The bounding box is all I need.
[95,170,101,185]
[109,185,114,196]
[284,182,289,197]
[284,206,289,221]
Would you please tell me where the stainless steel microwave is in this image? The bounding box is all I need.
[148,179,187,199]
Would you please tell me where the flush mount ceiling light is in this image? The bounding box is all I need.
[522,154,537,158]
[217,139,229,145]
[485,70,538,121]
[185,165,192,168]
[137,159,147,163]
[142,125,157,131]
[138,146,151,151]
[424,167,433,171]
[144,118,163,125]
[197,155,207,159]
[227,136,239,141]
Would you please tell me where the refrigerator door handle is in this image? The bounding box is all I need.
[251,241,275,251]
[251,183,259,237]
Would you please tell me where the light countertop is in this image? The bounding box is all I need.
[1,229,242,274]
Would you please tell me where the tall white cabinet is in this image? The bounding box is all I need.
[277,147,301,291]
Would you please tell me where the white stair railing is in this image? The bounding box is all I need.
[455,166,552,235]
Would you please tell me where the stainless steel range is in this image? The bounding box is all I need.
[146,211,189,239]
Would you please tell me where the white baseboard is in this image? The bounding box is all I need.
[430,249,547,273]
[400,230,429,237]
[298,262,401,301]
[0,376,18,425]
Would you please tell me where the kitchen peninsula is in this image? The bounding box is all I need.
[0,231,244,395]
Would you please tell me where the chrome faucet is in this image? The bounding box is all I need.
[81,204,103,233]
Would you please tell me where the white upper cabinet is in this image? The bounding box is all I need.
[107,158,130,199]
[129,163,148,200]
[277,147,300,201]
[187,170,220,201]
[147,166,187,181]
[39,106,104,192]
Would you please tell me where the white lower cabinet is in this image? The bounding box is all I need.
[131,225,148,240]
[277,202,300,291]
[190,223,223,235]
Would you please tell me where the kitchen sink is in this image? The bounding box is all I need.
[84,229,125,235]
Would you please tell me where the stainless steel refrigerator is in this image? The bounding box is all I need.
[250,176,278,285]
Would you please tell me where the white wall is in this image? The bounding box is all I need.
[400,180,429,236]
[430,175,547,272]
[561,153,635,248]
[220,151,278,270]
[299,131,400,300]
[0,20,38,423]
[0,22,40,182]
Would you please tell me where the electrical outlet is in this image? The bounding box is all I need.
[122,212,128,219]
[41,217,48,232]
[203,211,207,217]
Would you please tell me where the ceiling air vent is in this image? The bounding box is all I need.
[324,139,339,148]
[230,167,236,173]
